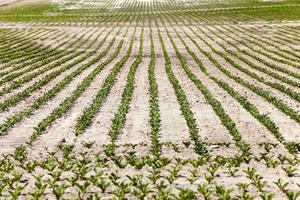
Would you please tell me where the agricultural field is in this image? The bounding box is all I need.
[0,0,300,199]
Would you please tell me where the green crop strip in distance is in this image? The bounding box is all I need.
[0,27,114,110]
[148,20,162,157]
[155,17,207,155]
[28,27,129,144]
[74,26,136,136]
[0,27,121,136]
[161,15,250,155]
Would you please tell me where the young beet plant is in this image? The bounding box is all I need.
[188,168,200,184]
[215,184,234,200]
[197,183,212,200]
[133,179,152,199]
[282,166,297,177]
[52,183,68,200]
[236,182,254,200]
[285,190,300,200]
[174,188,197,200]
[13,145,28,163]
[260,192,275,200]
[29,174,48,199]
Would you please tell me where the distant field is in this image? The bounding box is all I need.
[0,0,299,199]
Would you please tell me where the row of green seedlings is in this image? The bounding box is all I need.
[0,28,74,66]
[203,26,300,102]
[29,27,130,144]
[0,29,25,45]
[173,14,299,153]
[0,27,115,110]
[0,11,134,73]
[7,140,300,173]
[272,31,300,50]
[246,24,300,53]
[0,26,123,135]
[0,27,96,96]
[213,23,300,64]
[0,142,298,200]
[0,28,87,84]
[148,19,162,157]
[159,15,250,156]
[154,17,207,155]
[0,28,95,80]
[277,28,300,44]
[165,13,299,154]
[0,28,45,58]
